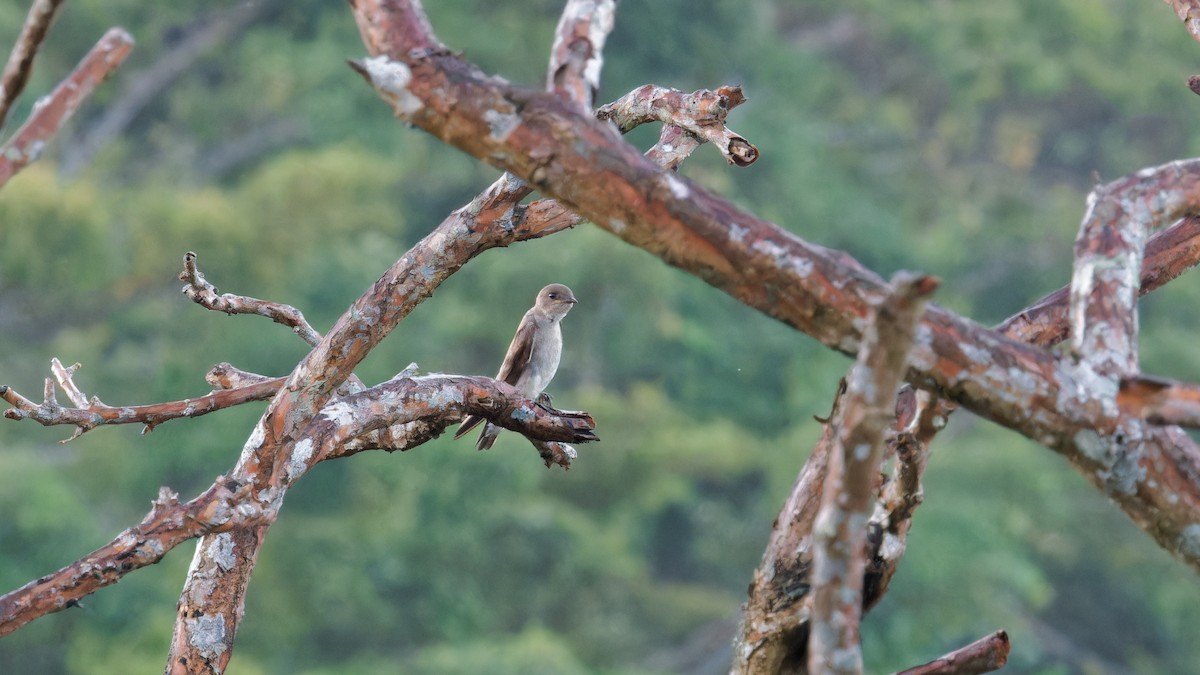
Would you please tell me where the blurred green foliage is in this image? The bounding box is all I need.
[3,0,1200,673]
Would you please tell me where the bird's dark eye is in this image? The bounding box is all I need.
[549,293,557,299]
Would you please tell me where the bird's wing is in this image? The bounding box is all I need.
[455,314,536,441]
[496,316,537,386]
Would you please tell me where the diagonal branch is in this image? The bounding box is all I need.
[0,0,66,129]
[0,478,273,638]
[349,1,1200,570]
[0,27,133,187]
[895,630,1011,675]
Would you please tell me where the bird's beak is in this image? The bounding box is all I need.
[564,297,578,304]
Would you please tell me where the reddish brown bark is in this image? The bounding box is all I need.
[0,0,66,128]
[349,0,1200,573]
[0,27,133,187]
[896,630,1011,675]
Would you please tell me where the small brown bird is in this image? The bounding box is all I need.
[455,283,578,450]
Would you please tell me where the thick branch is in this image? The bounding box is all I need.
[0,27,133,188]
[734,385,946,673]
[349,4,1200,569]
[0,479,272,638]
[0,0,65,129]
[808,273,936,675]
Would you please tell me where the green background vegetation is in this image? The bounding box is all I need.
[3,0,1200,672]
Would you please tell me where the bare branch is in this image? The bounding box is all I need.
[895,630,1011,675]
[2,358,281,438]
[548,0,617,108]
[0,0,66,129]
[180,251,323,347]
[1164,1,1200,47]
[1119,375,1200,427]
[319,374,597,468]
[0,27,133,187]
[0,478,273,638]
[1068,167,1194,374]
[996,215,1200,346]
[349,6,1200,569]
[809,272,937,675]
[597,84,759,166]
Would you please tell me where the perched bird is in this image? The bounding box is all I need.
[455,283,578,450]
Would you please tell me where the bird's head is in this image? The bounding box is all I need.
[537,283,578,318]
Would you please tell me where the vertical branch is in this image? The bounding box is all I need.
[547,0,617,109]
[0,0,66,129]
[0,27,134,188]
[808,272,937,675]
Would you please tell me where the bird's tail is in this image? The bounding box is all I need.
[454,414,484,439]
[455,416,500,450]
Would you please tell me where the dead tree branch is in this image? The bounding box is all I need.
[179,251,323,348]
[1,357,281,438]
[349,0,1200,571]
[808,273,936,675]
[0,373,593,641]
[997,215,1200,346]
[0,27,133,187]
[0,0,65,129]
[163,2,623,668]
[597,84,758,166]
[1119,375,1200,427]
[895,630,1011,675]
[0,479,273,638]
